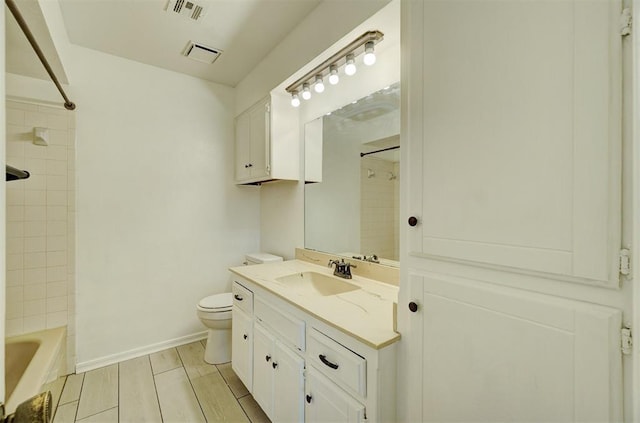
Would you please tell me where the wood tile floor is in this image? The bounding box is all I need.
[47,340,271,423]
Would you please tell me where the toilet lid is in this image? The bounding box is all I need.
[198,293,233,310]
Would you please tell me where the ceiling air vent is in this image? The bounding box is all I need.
[165,0,207,22]
[183,41,222,64]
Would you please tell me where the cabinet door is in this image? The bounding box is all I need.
[273,341,305,423]
[404,0,622,285]
[231,307,253,391]
[252,322,275,417]
[235,112,251,182]
[305,367,365,423]
[248,98,270,179]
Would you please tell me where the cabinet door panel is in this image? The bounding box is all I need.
[406,0,622,285]
[235,113,251,181]
[306,367,365,423]
[273,341,305,423]
[252,323,275,418]
[248,100,269,178]
[231,307,253,391]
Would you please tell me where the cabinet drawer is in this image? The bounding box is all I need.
[307,328,366,397]
[232,281,253,315]
[254,296,305,351]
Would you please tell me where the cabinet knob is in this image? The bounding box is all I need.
[248,163,253,168]
[408,302,419,312]
[234,294,243,301]
[306,394,312,404]
[319,354,339,370]
[408,216,418,227]
[243,334,248,340]
[272,362,278,369]
[265,355,271,362]
[244,164,249,168]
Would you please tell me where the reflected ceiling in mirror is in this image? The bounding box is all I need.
[305,82,400,267]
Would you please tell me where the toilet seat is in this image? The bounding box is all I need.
[198,292,232,312]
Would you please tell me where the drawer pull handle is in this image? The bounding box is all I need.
[306,394,312,404]
[319,354,339,370]
[234,294,243,301]
[272,362,278,369]
[265,355,271,362]
[243,334,248,340]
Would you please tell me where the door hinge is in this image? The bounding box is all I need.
[622,326,633,355]
[619,249,631,276]
[621,8,632,36]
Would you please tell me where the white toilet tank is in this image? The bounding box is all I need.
[244,252,283,265]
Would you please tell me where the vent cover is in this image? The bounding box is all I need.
[165,0,207,21]
[183,41,222,64]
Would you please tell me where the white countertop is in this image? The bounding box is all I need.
[229,259,400,349]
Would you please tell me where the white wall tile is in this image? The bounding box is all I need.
[47,251,67,267]
[24,237,46,253]
[25,111,47,127]
[7,238,24,254]
[47,296,67,313]
[47,175,67,190]
[6,108,25,125]
[47,221,67,236]
[24,252,47,269]
[24,315,46,333]
[7,270,23,287]
[25,221,46,237]
[7,206,24,221]
[7,101,37,112]
[25,158,47,174]
[7,254,24,271]
[24,143,48,159]
[24,268,46,285]
[47,206,67,221]
[6,319,24,337]
[47,311,68,328]
[24,284,46,301]
[7,222,24,238]
[47,145,67,161]
[25,190,46,205]
[24,299,46,316]
[24,206,46,221]
[47,160,68,175]
[47,266,67,282]
[7,189,25,205]
[47,116,68,130]
[24,174,46,190]
[47,191,67,206]
[47,236,67,252]
[47,281,67,298]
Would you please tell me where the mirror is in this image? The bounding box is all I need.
[304,82,400,266]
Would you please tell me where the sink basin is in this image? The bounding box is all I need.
[276,272,360,296]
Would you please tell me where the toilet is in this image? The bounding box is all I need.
[197,252,283,364]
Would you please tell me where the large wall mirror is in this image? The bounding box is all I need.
[304,82,400,266]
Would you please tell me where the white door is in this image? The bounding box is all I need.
[305,367,365,423]
[399,0,627,421]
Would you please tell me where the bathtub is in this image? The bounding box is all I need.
[5,327,66,414]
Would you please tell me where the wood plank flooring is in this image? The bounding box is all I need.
[48,340,271,423]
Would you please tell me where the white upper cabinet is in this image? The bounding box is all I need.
[235,94,300,185]
[404,0,623,286]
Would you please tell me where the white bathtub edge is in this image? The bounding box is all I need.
[5,326,67,415]
[75,331,207,374]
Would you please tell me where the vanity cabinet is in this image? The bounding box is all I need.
[230,274,397,422]
[253,322,305,422]
[234,94,299,185]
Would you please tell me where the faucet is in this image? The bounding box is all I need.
[328,259,357,279]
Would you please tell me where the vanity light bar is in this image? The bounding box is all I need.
[285,30,384,105]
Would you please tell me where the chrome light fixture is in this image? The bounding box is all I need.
[286,30,383,107]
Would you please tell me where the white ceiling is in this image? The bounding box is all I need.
[5,0,321,87]
[56,0,322,87]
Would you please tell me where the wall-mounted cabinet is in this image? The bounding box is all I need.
[234,94,299,185]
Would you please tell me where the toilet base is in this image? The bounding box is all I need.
[204,328,231,364]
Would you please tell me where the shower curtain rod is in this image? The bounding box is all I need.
[5,0,76,110]
[360,145,400,158]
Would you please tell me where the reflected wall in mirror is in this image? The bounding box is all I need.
[305,82,400,266]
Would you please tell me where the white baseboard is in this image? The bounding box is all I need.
[75,331,208,373]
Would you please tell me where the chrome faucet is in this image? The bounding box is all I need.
[328,259,356,279]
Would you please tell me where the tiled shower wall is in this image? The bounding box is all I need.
[360,157,399,260]
[5,100,76,371]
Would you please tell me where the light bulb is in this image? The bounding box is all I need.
[291,92,300,107]
[344,54,356,76]
[302,83,312,100]
[363,41,376,66]
[328,65,339,85]
[314,75,325,93]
